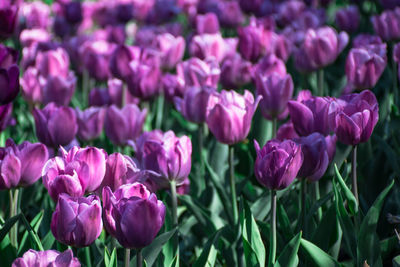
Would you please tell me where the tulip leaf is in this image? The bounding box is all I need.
[305,191,333,224]
[241,200,266,267]
[178,195,216,233]
[300,238,341,267]
[334,164,358,215]
[274,231,302,267]
[104,247,117,267]
[357,179,394,267]
[393,255,400,267]
[193,227,223,267]
[18,210,44,255]
[0,214,21,244]
[333,181,356,259]
[42,230,55,250]
[277,201,294,241]
[0,233,16,267]
[19,213,44,251]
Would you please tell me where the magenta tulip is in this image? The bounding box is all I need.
[75,107,105,142]
[12,249,80,267]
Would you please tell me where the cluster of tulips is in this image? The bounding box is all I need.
[0,0,399,266]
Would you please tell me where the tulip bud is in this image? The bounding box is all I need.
[216,1,244,28]
[155,33,185,70]
[189,33,229,63]
[220,53,252,89]
[333,90,379,145]
[162,73,185,102]
[80,40,114,81]
[36,48,70,78]
[88,87,111,107]
[238,18,268,62]
[109,45,140,80]
[253,54,286,80]
[136,130,192,188]
[256,73,293,120]
[102,183,165,248]
[41,72,76,106]
[371,8,400,41]
[335,5,360,33]
[12,249,80,267]
[51,194,102,247]
[177,57,220,88]
[0,64,19,105]
[276,121,299,141]
[206,90,261,145]
[254,139,303,190]
[20,67,42,104]
[0,4,18,40]
[19,2,50,29]
[75,107,105,142]
[195,13,220,34]
[104,104,147,146]
[33,103,78,147]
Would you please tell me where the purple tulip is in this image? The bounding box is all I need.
[0,4,17,40]
[216,1,244,28]
[239,0,263,14]
[80,40,115,81]
[20,67,41,104]
[88,87,111,107]
[64,1,83,24]
[294,133,329,181]
[19,2,50,29]
[155,33,185,70]
[394,43,400,63]
[51,194,102,247]
[174,86,216,123]
[220,53,252,89]
[333,90,379,145]
[195,13,220,34]
[294,27,348,71]
[270,33,292,62]
[177,57,220,88]
[41,72,76,106]
[0,103,14,132]
[325,134,337,162]
[109,45,140,80]
[345,47,387,90]
[256,73,294,120]
[162,73,185,102]
[33,103,78,147]
[206,90,261,145]
[19,28,51,48]
[36,48,70,78]
[276,121,299,141]
[75,107,105,142]
[189,33,231,63]
[102,183,165,248]
[0,63,19,105]
[253,54,287,80]
[0,44,17,68]
[381,0,400,9]
[335,5,360,33]
[136,130,192,188]
[12,249,80,267]
[104,104,147,146]
[372,8,400,41]
[288,91,340,136]
[107,79,139,107]
[254,139,303,190]
[238,18,269,62]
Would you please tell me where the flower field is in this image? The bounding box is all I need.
[1,0,400,266]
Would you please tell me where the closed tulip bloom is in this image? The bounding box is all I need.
[41,72,76,106]
[109,45,140,80]
[335,6,360,33]
[238,19,267,62]
[19,2,50,29]
[0,146,21,190]
[333,90,379,145]
[206,90,261,145]
[195,13,220,34]
[270,33,292,62]
[177,57,220,88]
[0,44,17,68]
[254,139,303,190]
[33,103,78,147]
[253,54,287,80]
[325,134,337,162]
[394,43,400,63]
[80,40,114,81]
[220,53,252,89]
[0,64,19,105]
[276,121,299,141]
[0,4,17,40]
[51,194,102,247]
[288,92,339,136]
[104,104,147,146]
[36,48,70,78]
[162,73,185,102]
[174,86,216,123]
[189,33,229,63]
[88,88,111,107]
[353,34,384,49]
[136,130,192,188]
[256,73,293,120]
[371,8,400,41]
[75,107,105,141]
[64,1,83,24]
[239,0,263,16]
[294,133,329,181]
[155,33,185,70]
[12,249,80,267]
[107,79,140,107]
[345,47,387,90]
[0,103,14,132]
[102,183,165,248]
[20,67,42,104]
[216,1,244,28]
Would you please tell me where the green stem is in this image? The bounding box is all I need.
[272,118,277,139]
[170,180,179,261]
[229,146,238,223]
[352,145,359,204]
[82,69,89,108]
[269,190,277,266]
[84,246,92,267]
[137,249,142,267]
[9,188,19,248]
[198,123,205,175]
[155,95,164,130]
[124,248,130,267]
[392,44,398,106]
[301,179,307,237]
[318,69,324,96]
[315,181,322,222]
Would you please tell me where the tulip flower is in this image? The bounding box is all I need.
[75,107,105,142]
[174,86,216,123]
[0,44,18,68]
[276,121,299,141]
[335,6,360,33]
[155,33,185,70]
[104,104,147,146]
[254,139,303,190]
[346,45,387,91]
[20,67,42,104]
[0,62,19,105]
[33,103,78,147]
[80,40,114,81]
[0,103,13,132]
[177,57,220,88]
[36,48,70,78]
[220,53,252,89]
[162,73,185,102]
[102,183,165,248]
[19,2,51,29]
[216,1,244,28]
[189,33,231,63]
[371,8,400,41]
[41,72,76,106]
[0,4,18,40]
[12,249,80,267]
[238,18,269,62]
[136,130,192,188]
[51,194,102,247]
[253,54,287,80]
[109,45,140,80]
[206,90,261,145]
[195,13,220,34]
[256,73,294,120]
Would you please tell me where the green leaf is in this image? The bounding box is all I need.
[274,232,302,267]
[300,238,341,267]
[0,234,16,266]
[241,200,266,267]
[140,228,177,267]
[18,210,44,255]
[334,164,358,215]
[393,255,400,267]
[357,180,395,267]
[42,230,55,250]
[0,214,21,243]
[19,214,44,251]
[277,201,293,241]
[193,228,223,267]
[178,195,216,233]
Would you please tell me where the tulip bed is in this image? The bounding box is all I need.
[1,0,400,266]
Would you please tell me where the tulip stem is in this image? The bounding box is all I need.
[198,123,205,174]
[83,69,89,108]
[318,69,324,96]
[229,146,238,224]
[155,95,164,130]
[392,45,398,106]
[124,249,130,267]
[170,180,180,261]
[9,188,19,248]
[352,145,359,204]
[315,181,322,222]
[137,249,142,267]
[300,179,307,237]
[272,118,277,139]
[269,190,277,266]
[84,246,92,267]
